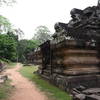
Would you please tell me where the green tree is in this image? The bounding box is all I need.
[17,39,39,63]
[33,26,52,44]
[0,15,24,39]
[0,15,12,34]
[14,28,24,39]
[7,31,18,41]
[0,34,17,61]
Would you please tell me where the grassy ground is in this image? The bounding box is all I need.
[19,65,72,100]
[0,80,13,100]
[0,62,16,100]
[6,63,16,69]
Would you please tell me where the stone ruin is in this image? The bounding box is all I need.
[0,61,4,72]
[0,61,8,84]
[32,1,100,100]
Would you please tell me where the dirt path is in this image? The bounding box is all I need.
[5,63,49,100]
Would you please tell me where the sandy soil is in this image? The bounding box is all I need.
[5,63,49,100]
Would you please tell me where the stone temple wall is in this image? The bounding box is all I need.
[33,38,100,99]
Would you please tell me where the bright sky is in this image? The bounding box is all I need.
[0,0,97,39]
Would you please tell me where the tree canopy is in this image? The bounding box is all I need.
[17,39,39,63]
[0,15,52,63]
[33,26,52,45]
[0,15,12,34]
[0,15,24,62]
[0,33,17,61]
[0,0,16,6]
[0,15,24,40]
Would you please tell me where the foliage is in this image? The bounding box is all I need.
[0,15,25,62]
[33,26,52,44]
[20,66,72,100]
[17,39,39,63]
[7,62,16,69]
[0,15,23,39]
[0,0,16,6]
[0,34,17,61]
[0,15,12,34]
[14,28,24,39]
[0,80,13,100]
[1,58,11,63]
[7,31,18,41]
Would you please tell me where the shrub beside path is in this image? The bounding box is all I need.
[5,63,49,100]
